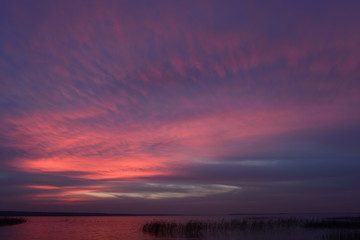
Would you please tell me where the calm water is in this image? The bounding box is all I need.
[0,214,358,240]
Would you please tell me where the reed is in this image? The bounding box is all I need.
[142,217,360,237]
[304,220,360,229]
[327,217,360,222]
[0,217,27,226]
[142,218,302,236]
[322,231,360,240]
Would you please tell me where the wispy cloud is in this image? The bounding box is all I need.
[0,0,359,213]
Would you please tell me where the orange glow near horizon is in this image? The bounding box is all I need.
[9,109,299,178]
[7,104,355,202]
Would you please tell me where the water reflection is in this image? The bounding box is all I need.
[0,215,359,240]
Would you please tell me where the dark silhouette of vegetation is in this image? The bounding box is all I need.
[304,219,360,229]
[326,217,360,222]
[0,217,27,226]
[142,217,360,237]
[142,218,302,237]
[322,231,360,240]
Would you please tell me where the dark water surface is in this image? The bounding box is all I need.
[0,215,358,240]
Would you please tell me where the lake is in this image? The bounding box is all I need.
[0,214,359,240]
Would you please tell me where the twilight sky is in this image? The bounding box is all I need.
[1,0,360,214]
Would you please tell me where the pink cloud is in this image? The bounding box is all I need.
[1,0,359,206]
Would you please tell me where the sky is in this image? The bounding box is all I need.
[0,0,359,215]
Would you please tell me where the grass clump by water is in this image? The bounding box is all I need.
[304,220,360,229]
[327,217,360,222]
[322,231,360,240]
[142,218,302,237]
[142,220,205,237]
[0,217,27,226]
[142,217,360,237]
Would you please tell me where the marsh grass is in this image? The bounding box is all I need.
[0,217,27,226]
[304,220,360,229]
[322,231,360,240]
[326,217,360,222]
[142,218,302,237]
[142,217,360,237]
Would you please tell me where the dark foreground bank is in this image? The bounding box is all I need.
[0,218,27,226]
[143,217,360,240]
